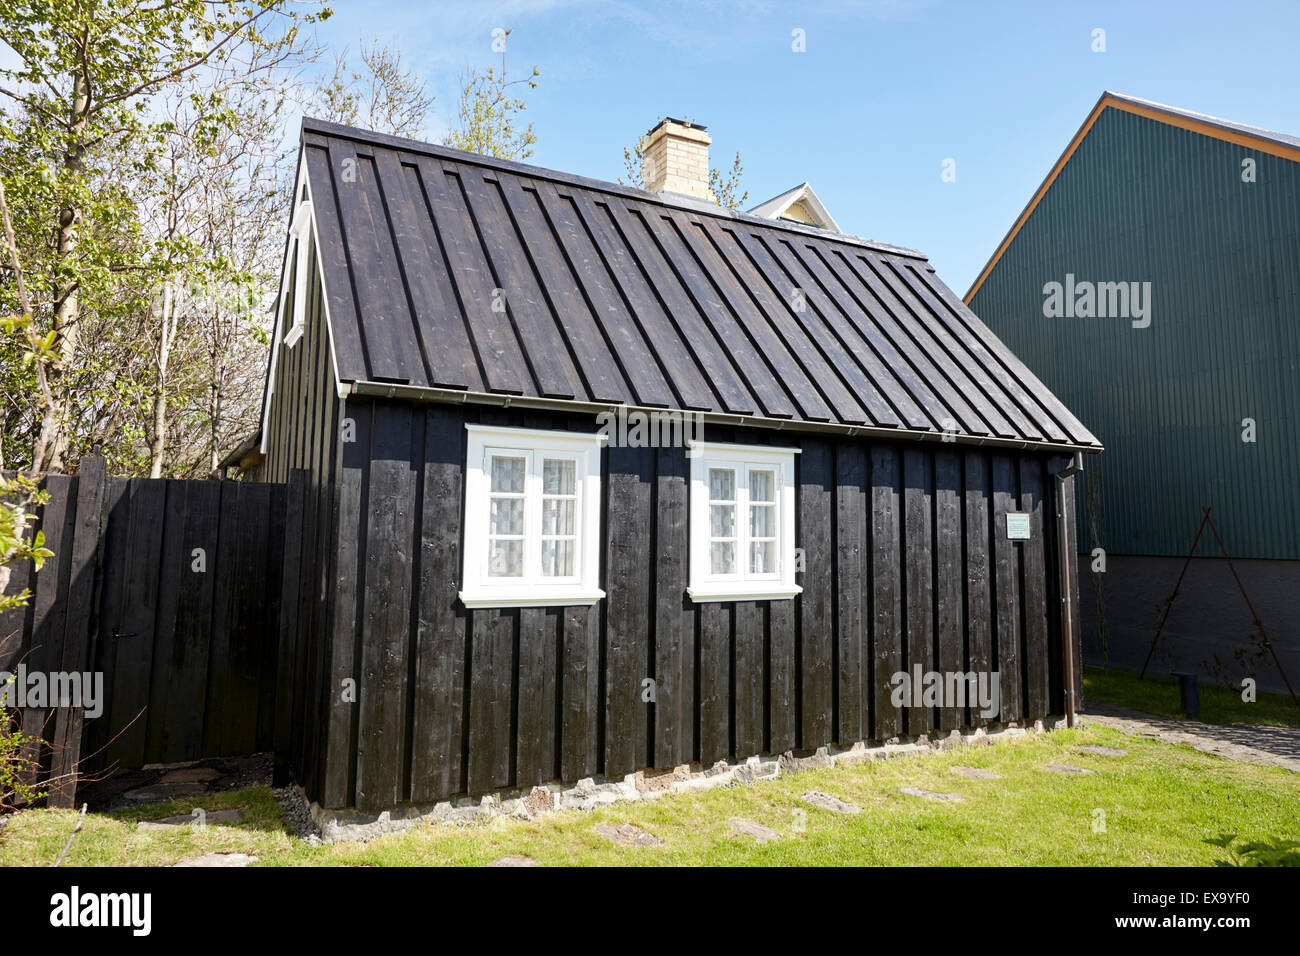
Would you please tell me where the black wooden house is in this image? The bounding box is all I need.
[258,117,1100,812]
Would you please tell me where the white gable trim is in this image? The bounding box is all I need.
[260,151,344,455]
[747,182,842,233]
[283,199,313,348]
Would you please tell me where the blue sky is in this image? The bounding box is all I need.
[312,0,1300,294]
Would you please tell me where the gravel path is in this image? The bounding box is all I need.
[1082,701,1300,773]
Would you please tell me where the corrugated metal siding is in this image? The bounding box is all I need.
[298,118,1098,450]
[971,107,1300,559]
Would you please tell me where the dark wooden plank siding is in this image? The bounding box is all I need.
[21,474,77,779]
[355,404,416,810]
[306,398,1076,809]
[274,470,306,784]
[263,207,340,491]
[603,444,653,776]
[902,448,934,736]
[228,483,272,756]
[111,479,166,767]
[202,481,241,757]
[1019,459,1051,719]
[733,601,765,759]
[963,451,994,726]
[322,400,369,807]
[934,449,964,731]
[516,606,559,786]
[143,477,188,765]
[46,457,105,804]
[798,439,833,747]
[653,445,692,768]
[991,454,1023,723]
[409,408,468,801]
[83,477,128,767]
[561,605,601,781]
[767,596,797,754]
[467,608,516,794]
[869,446,904,740]
[834,444,868,745]
[698,601,730,765]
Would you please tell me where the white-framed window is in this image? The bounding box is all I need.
[283,198,314,348]
[460,424,606,608]
[687,441,800,603]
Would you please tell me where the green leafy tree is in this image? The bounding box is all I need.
[0,0,329,473]
[0,178,57,474]
[444,28,541,160]
[0,472,51,614]
[0,173,53,813]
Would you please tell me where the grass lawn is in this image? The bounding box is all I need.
[1084,666,1300,728]
[2,722,1296,866]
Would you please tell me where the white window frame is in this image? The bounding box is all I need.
[283,198,314,348]
[460,424,606,608]
[687,441,801,603]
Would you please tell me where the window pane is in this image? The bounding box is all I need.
[488,539,523,577]
[709,503,735,538]
[489,497,524,535]
[541,539,574,577]
[543,458,576,495]
[749,540,775,575]
[750,469,774,503]
[710,540,736,575]
[542,498,575,535]
[708,468,735,501]
[490,455,526,493]
[750,502,774,538]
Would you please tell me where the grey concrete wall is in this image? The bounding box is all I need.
[1079,554,1299,696]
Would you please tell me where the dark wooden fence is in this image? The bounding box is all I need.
[0,457,299,806]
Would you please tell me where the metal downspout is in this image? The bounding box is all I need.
[1053,452,1085,728]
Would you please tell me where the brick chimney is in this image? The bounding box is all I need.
[642,118,715,202]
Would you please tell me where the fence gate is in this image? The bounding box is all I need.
[0,457,298,806]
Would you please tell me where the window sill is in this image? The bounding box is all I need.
[686,584,802,604]
[459,587,605,609]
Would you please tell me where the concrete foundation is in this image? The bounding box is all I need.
[1079,553,1299,695]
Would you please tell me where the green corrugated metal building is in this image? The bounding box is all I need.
[968,91,1300,561]
[967,92,1299,691]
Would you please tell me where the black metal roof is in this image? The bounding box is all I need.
[298,118,1100,450]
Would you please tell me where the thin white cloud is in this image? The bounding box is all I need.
[325,0,936,75]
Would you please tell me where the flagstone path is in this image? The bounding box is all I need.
[1082,702,1300,773]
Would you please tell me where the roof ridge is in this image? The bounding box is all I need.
[299,116,927,260]
[1101,91,1300,149]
